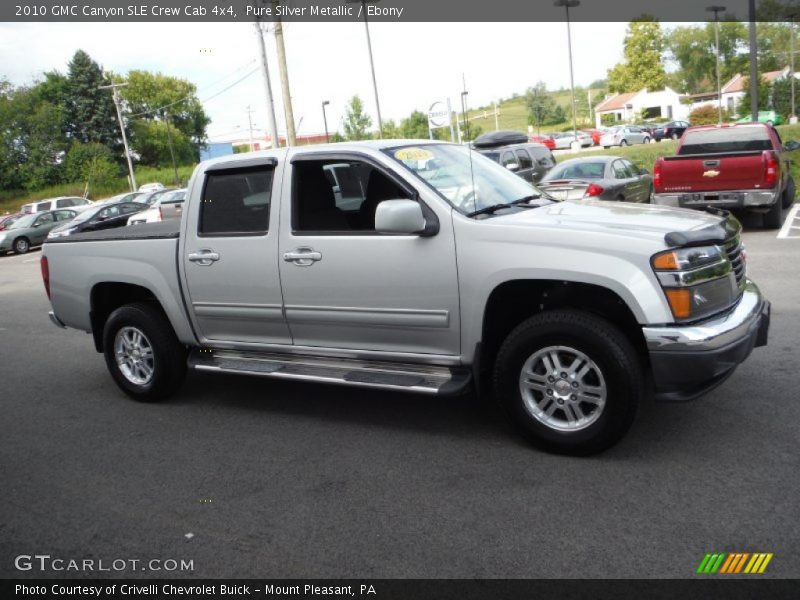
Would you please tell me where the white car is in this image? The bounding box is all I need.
[551,132,593,149]
[600,126,651,148]
[127,189,187,225]
[20,196,93,214]
[138,182,165,193]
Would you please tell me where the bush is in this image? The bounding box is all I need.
[689,104,734,125]
[64,142,120,188]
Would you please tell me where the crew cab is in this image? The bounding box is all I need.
[41,141,770,455]
[652,123,796,228]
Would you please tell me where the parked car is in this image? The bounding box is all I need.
[529,135,556,150]
[551,131,593,149]
[600,125,651,148]
[0,213,22,231]
[106,191,145,204]
[20,196,93,214]
[478,144,555,183]
[138,182,165,193]
[652,122,795,228]
[128,189,187,225]
[42,140,770,455]
[0,209,78,254]
[736,111,783,126]
[538,156,653,202]
[652,121,691,142]
[135,189,173,207]
[47,201,148,239]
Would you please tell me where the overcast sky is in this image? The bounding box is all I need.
[0,21,636,141]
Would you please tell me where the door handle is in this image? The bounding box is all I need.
[283,247,322,266]
[188,249,220,266]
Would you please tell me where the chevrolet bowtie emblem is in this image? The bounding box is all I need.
[703,170,720,177]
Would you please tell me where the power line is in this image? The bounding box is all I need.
[126,60,258,118]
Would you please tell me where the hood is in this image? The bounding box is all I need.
[493,199,725,244]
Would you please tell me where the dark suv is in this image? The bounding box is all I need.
[478,143,556,183]
[653,120,691,142]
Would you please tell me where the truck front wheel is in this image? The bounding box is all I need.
[493,310,642,455]
[103,302,187,402]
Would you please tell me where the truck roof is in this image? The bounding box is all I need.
[198,138,445,171]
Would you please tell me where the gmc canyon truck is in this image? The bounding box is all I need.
[652,123,796,229]
[42,141,770,454]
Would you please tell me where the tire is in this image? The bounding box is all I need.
[766,120,773,126]
[620,139,628,147]
[13,237,30,254]
[763,199,783,229]
[782,177,795,209]
[493,310,642,455]
[643,137,650,144]
[603,146,610,149]
[671,133,678,141]
[103,302,187,402]
[647,184,654,203]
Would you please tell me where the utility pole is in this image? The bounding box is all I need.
[254,20,280,149]
[349,0,383,137]
[99,81,136,191]
[494,101,499,131]
[246,105,256,150]
[162,111,179,186]
[461,73,469,142]
[789,14,799,123]
[271,3,297,146]
[748,0,758,122]
[707,6,726,124]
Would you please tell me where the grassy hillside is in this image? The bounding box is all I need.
[467,88,606,135]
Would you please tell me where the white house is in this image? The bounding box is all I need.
[594,87,689,128]
[688,68,791,116]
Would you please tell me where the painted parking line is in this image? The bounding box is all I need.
[778,204,800,239]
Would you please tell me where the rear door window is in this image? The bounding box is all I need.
[515,149,533,169]
[36,201,51,212]
[501,151,516,168]
[200,165,274,236]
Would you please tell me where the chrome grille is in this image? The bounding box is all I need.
[724,236,746,288]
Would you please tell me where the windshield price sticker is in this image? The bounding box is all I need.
[394,147,435,161]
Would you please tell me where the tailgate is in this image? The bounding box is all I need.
[660,152,766,192]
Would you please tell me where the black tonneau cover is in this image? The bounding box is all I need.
[44,221,180,244]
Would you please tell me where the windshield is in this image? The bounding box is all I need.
[384,144,541,213]
[70,205,103,224]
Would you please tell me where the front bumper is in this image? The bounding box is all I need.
[652,189,778,209]
[642,280,770,401]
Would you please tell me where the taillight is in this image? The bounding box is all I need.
[764,152,779,187]
[653,160,663,189]
[585,183,604,197]
[40,255,51,300]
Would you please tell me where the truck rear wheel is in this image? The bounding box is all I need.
[782,177,795,209]
[103,302,187,402]
[493,310,642,455]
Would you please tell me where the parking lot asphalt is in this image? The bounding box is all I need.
[1,212,799,580]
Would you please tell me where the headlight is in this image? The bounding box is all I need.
[48,228,76,238]
[652,245,736,322]
[651,246,723,271]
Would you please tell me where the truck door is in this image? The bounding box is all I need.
[180,157,292,346]
[277,152,460,357]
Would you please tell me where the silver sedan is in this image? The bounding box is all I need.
[600,125,651,148]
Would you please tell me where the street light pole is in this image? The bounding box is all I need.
[321,101,330,143]
[99,81,136,191]
[788,14,799,123]
[555,0,581,151]
[349,0,383,137]
[707,5,726,124]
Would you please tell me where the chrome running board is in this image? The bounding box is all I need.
[188,349,471,396]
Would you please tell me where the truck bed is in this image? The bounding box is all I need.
[44,220,180,244]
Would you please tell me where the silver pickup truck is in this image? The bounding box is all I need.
[41,141,770,454]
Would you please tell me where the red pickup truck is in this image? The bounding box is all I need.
[652,123,796,228]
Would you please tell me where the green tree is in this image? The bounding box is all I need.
[342,95,372,140]
[607,17,667,93]
[742,75,771,112]
[667,22,748,93]
[64,50,120,151]
[399,110,430,139]
[525,82,557,133]
[381,119,401,139]
[130,119,195,167]
[121,70,209,162]
[64,141,120,192]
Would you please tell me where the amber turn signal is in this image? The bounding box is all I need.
[664,288,692,319]
[652,251,679,270]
